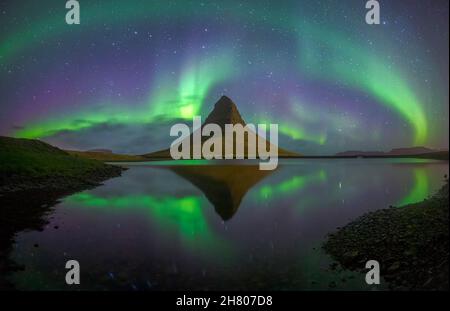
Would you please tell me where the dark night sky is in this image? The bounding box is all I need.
[0,0,448,154]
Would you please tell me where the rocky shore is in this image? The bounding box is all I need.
[324,178,449,290]
[0,164,124,194]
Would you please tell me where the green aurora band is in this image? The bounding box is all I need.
[2,1,430,145]
[397,168,430,206]
[255,170,327,201]
[14,52,235,139]
[298,26,428,145]
[68,192,233,257]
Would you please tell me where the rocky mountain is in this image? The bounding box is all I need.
[203,95,246,128]
[144,96,299,158]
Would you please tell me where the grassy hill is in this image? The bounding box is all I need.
[0,136,124,193]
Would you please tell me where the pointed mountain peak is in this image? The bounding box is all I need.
[143,95,301,158]
[216,95,236,107]
[204,95,246,127]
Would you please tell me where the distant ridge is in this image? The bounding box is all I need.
[87,149,113,153]
[389,147,437,155]
[144,96,300,158]
[335,147,440,157]
[67,150,146,162]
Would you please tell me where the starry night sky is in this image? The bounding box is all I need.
[0,0,448,155]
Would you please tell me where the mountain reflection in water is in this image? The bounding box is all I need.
[169,164,274,220]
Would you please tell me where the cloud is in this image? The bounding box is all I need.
[41,120,186,154]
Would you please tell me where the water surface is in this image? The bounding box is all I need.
[9,159,448,290]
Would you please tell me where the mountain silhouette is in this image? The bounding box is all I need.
[144,96,299,158]
[203,95,246,128]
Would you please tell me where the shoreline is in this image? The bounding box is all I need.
[0,164,125,194]
[0,137,126,290]
[323,178,449,290]
[107,153,449,162]
[0,163,126,290]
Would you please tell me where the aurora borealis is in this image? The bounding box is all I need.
[0,0,448,154]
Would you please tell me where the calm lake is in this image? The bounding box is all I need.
[9,159,449,290]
